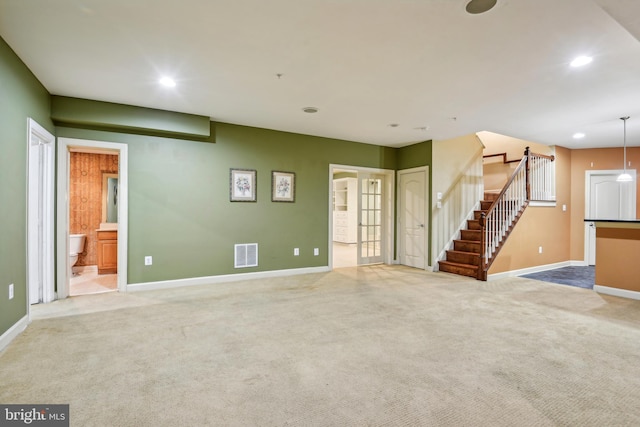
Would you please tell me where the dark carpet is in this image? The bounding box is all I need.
[520,266,595,290]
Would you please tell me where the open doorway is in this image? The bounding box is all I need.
[329,165,395,269]
[57,138,128,298]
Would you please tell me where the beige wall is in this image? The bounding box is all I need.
[569,147,640,261]
[489,146,572,274]
[431,134,484,265]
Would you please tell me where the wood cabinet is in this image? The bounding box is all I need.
[97,230,118,274]
[333,177,357,243]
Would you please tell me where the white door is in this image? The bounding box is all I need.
[399,169,428,269]
[27,119,55,304]
[586,171,636,265]
[358,174,385,265]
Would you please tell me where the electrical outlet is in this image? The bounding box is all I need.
[294,248,299,256]
[145,256,153,266]
[562,204,567,212]
[9,283,14,300]
[314,248,319,256]
[538,246,543,254]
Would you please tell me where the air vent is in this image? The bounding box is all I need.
[234,243,258,268]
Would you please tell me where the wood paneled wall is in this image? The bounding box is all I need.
[69,152,119,266]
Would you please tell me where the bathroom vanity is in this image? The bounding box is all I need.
[97,229,118,274]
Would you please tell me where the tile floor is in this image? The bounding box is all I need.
[520,265,595,289]
[332,242,357,268]
[70,267,117,296]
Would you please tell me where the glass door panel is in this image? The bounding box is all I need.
[358,174,384,264]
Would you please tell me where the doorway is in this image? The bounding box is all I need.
[57,138,129,298]
[398,167,429,269]
[584,170,636,265]
[329,165,394,269]
[27,119,55,305]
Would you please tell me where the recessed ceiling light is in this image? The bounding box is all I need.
[573,132,586,139]
[159,77,176,87]
[465,0,497,14]
[302,107,318,113]
[570,56,592,67]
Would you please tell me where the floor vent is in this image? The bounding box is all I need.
[234,243,258,268]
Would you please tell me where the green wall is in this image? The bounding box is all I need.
[0,34,432,341]
[57,121,398,284]
[0,37,54,335]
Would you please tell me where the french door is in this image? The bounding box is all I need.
[358,173,385,265]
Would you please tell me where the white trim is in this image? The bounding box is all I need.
[0,315,29,353]
[128,266,330,292]
[26,118,55,308]
[594,285,640,301]
[529,201,557,207]
[487,260,587,281]
[328,164,395,270]
[57,137,129,298]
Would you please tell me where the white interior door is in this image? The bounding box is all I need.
[586,171,636,265]
[27,119,55,305]
[358,174,385,265]
[399,169,428,269]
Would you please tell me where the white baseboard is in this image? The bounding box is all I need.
[594,285,640,301]
[127,266,331,292]
[487,260,586,281]
[0,315,29,353]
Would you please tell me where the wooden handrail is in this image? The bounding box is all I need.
[529,152,555,161]
[482,152,521,164]
[485,157,528,214]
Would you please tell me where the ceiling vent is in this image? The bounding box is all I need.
[234,243,258,268]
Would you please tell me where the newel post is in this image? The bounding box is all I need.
[524,146,531,201]
[478,212,486,280]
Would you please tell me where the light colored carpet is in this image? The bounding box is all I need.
[2,265,640,426]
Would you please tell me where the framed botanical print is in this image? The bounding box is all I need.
[230,168,257,202]
[271,171,295,202]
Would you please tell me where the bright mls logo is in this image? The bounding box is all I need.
[1,405,69,426]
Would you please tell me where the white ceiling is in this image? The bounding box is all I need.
[2,0,640,149]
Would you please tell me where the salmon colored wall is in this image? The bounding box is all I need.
[595,227,640,292]
[69,152,119,266]
[489,146,571,274]
[479,131,554,192]
[569,147,640,261]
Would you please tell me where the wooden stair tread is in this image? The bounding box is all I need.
[439,260,478,269]
[447,249,480,256]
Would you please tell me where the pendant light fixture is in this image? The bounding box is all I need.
[617,116,632,182]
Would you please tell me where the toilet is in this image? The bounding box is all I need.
[69,234,86,274]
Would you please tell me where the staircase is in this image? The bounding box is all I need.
[437,147,556,281]
[438,193,497,278]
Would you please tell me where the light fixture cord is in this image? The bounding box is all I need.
[622,116,629,173]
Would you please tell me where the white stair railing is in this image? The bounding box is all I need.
[478,147,555,280]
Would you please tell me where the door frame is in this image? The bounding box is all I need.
[328,164,395,269]
[56,137,129,298]
[397,166,429,270]
[26,118,55,308]
[583,169,637,263]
